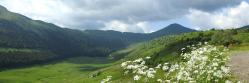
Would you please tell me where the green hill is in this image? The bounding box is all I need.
[82,28,249,82]
[0,5,195,68]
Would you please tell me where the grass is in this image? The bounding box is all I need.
[0,57,114,83]
[89,44,246,83]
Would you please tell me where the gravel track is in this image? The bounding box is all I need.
[229,52,249,83]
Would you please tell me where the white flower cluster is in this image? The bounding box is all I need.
[119,42,239,83]
[174,44,231,82]
[121,57,157,80]
[100,76,112,83]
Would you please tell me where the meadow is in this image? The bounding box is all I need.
[0,57,114,83]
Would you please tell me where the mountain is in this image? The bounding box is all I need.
[85,23,196,44]
[149,23,196,38]
[240,25,249,29]
[0,5,195,68]
[83,30,148,50]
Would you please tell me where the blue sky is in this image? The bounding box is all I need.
[0,0,249,33]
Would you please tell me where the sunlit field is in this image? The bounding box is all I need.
[0,57,114,83]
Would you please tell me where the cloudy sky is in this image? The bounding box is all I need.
[0,0,249,33]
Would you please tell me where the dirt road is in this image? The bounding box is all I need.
[229,51,249,83]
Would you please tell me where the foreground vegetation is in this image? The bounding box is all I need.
[89,28,249,82]
[104,43,238,83]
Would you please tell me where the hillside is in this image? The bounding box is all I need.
[149,23,196,38]
[0,5,195,68]
[84,23,196,46]
[82,28,249,82]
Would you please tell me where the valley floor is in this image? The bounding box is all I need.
[0,57,114,83]
[230,51,249,83]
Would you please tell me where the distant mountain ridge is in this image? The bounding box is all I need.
[0,5,195,68]
[84,23,196,41]
[149,23,196,38]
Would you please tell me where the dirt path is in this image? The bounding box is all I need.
[229,51,249,83]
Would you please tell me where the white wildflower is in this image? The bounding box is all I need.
[119,43,236,83]
[146,56,151,59]
[165,80,170,83]
[157,79,163,82]
[225,80,232,83]
[212,62,218,67]
[237,81,242,83]
[140,61,146,65]
[133,58,143,63]
[155,64,162,69]
[162,65,169,71]
[134,75,140,81]
[121,62,127,67]
[101,76,112,83]
[221,66,230,74]
[181,48,186,50]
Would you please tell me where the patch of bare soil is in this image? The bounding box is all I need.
[229,52,249,83]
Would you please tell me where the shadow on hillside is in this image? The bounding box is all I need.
[0,56,115,72]
[64,56,114,64]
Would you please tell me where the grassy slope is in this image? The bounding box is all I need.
[82,32,205,82]
[85,31,249,82]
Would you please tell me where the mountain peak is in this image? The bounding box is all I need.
[150,23,196,38]
[166,23,184,28]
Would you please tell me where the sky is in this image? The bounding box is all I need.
[0,0,249,33]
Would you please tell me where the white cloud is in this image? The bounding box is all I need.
[103,20,152,33]
[136,22,153,33]
[0,0,73,27]
[186,1,249,30]
[0,0,242,32]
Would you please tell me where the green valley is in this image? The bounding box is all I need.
[0,5,195,68]
[0,1,249,83]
